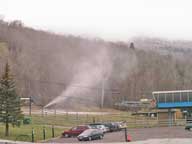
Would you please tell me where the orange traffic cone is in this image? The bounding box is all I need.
[127,134,132,142]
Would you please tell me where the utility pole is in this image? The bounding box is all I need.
[54,104,56,117]
[29,96,32,116]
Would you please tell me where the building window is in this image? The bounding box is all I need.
[166,93,172,102]
[181,92,188,102]
[159,93,165,103]
[174,93,180,102]
[189,92,192,102]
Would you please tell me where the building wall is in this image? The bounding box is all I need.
[157,111,176,126]
[175,110,183,119]
[158,112,169,120]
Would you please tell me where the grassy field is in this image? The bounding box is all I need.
[0,113,131,142]
[0,123,63,142]
[31,113,162,129]
[31,112,134,127]
[0,112,134,142]
[0,112,154,142]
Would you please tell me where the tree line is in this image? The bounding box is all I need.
[1,19,192,109]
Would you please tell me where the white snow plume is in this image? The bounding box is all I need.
[45,47,112,108]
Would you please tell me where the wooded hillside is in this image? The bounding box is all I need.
[1,19,192,109]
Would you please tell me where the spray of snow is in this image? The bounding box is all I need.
[45,47,112,108]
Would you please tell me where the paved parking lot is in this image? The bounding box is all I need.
[47,126,192,143]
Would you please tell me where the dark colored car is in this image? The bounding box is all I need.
[77,129,104,141]
[103,122,116,132]
[62,125,90,137]
[103,122,121,132]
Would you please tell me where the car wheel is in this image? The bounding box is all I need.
[89,137,92,141]
[64,134,69,138]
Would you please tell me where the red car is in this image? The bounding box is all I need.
[62,125,90,137]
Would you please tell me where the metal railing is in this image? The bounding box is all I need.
[29,110,188,128]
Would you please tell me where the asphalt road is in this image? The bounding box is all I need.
[47,126,192,143]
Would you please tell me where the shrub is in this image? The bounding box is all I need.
[23,117,32,125]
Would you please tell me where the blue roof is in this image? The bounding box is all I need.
[157,102,192,109]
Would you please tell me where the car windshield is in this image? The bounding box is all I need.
[72,126,79,130]
[77,126,85,129]
[81,129,94,135]
[90,125,97,128]
[97,125,104,128]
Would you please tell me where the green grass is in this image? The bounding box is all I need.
[0,112,154,142]
[0,113,134,142]
[0,113,133,142]
[31,113,134,127]
[0,123,63,142]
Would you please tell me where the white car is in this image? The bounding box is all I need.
[96,125,108,133]
[89,124,108,133]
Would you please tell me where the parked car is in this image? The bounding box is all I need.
[185,119,192,130]
[89,123,108,133]
[111,122,121,131]
[62,125,90,137]
[102,122,116,132]
[117,121,127,130]
[77,129,104,141]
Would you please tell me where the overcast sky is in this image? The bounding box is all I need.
[1,0,192,41]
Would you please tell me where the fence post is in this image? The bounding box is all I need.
[42,107,44,117]
[93,117,95,123]
[148,117,151,127]
[29,96,32,116]
[32,128,34,143]
[86,114,89,123]
[43,126,46,140]
[124,128,128,142]
[54,108,56,117]
[66,111,68,120]
[76,112,79,120]
[52,125,55,138]
[134,116,136,128]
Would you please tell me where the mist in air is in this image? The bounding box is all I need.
[45,47,112,108]
[45,43,137,109]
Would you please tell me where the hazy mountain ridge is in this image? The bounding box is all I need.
[133,37,192,56]
[0,20,192,109]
